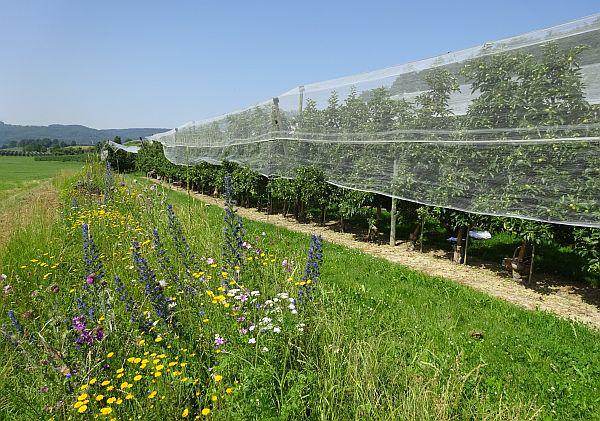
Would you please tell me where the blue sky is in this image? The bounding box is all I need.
[1,0,598,129]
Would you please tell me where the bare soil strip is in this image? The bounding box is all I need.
[152,179,600,330]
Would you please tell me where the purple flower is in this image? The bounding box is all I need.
[3,285,13,295]
[207,257,215,265]
[72,316,86,332]
[214,334,225,348]
[86,275,94,285]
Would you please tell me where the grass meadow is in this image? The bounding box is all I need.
[0,160,599,420]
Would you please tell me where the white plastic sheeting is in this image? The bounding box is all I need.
[148,14,600,228]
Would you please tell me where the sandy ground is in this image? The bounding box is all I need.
[151,179,600,331]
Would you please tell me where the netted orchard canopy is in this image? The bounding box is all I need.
[106,140,140,154]
[148,14,600,228]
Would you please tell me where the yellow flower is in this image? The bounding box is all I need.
[211,395,217,401]
[125,394,134,400]
[107,397,116,404]
[77,393,88,401]
[182,408,189,417]
[134,375,142,381]
[95,394,104,401]
[168,362,177,367]
[100,407,113,415]
[78,405,88,413]
[74,401,83,409]
[120,382,131,389]
[138,339,146,346]
[134,357,142,364]
[90,378,98,385]
[154,371,162,377]
[201,408,211,416]
[106,386,114,391]
[155,336,163,342]
[155,364,164,370]
[101,380,110,386]
[107,352,114,358]
[127,357,136,363]
[153,359,160,364]
[116,373,124,379]
[226,387,233,395]
[148,391,157,399]
[116,368,124,374]
[213,375,223,382]
[80,384,89,390]
[180,363,187,368]
[116,398,123,405]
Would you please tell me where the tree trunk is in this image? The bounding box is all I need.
[453,227,465,263]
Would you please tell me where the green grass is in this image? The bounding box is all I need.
[0,156,84,197]
[0,168,599,420]
[158,180,600,419]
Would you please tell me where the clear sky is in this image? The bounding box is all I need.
[1,0,598,129]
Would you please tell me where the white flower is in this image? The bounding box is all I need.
[291,309,298,315]
[250,290,260,296]
[273,326,281,333]
[261,347,269,352]
[288,303,296,310]
[248,338,256,344]
[158,279,167,288]
[297,323,305,332]
[1,273,7,282]
[261,232,266,236]
[249,325,256,331]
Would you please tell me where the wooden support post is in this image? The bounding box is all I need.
[298,85,305,115]
[528,244,535,284]
[389,159,398,247]
[464,226,471,265]
[420,218,425,253]
[272,97,280,131]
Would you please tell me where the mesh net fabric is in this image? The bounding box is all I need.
[106,140,140,154]
[148,14,600,228]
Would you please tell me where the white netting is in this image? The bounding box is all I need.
[106,140,140,154]
[148,14,600,228]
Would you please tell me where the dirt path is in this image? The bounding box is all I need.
[0,182,60,253]
[151,179,600,331]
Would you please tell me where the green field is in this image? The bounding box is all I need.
[0,156,84,205]
[0,164,599,420]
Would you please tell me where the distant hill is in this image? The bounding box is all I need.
[0,121,169,144]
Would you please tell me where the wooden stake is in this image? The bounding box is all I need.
[389,159,398,247]
[419,217,424,253]
[298,85,305,115]
[528,244,535,284]
[463,226,471,265]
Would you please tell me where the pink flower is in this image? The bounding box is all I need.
[86,275,94,285]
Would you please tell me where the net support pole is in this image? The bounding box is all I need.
[298,85,305,115]
[272,97,280,131]
[389,159,398,247]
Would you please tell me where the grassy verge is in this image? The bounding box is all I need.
[0,168,598,420]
